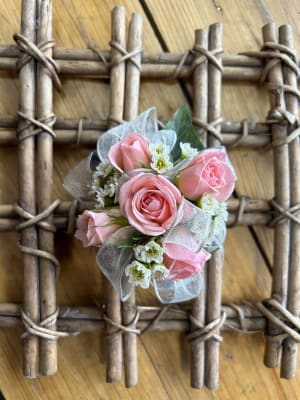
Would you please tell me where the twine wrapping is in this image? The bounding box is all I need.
[257,298,300,343]
[140,305,170,333]
[103,309,141,336]
[193,116,223,143]
[228,196,249,227]
[109,39,142,70]
[15,199,60,232]
[21,308,74,340]
[88,44,109,67]
[228,119,249,149]
[187,311,226,344]
[223,303,262,334]
[241,44,299,85]
[17,112,56,141]
[268,199,300,227]
[170,46,223,80]
[16,200,61,280]
[13,33,62,91]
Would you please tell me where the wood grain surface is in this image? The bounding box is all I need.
[0,0,299,398]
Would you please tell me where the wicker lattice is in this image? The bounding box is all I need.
[0,1,299,390]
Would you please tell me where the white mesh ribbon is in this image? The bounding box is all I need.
[96,226,136,301]
[153,273,204,304]
[165,200,212,251]
[63,154,95,201]
[97,107,176,163]
[150,200,211,303]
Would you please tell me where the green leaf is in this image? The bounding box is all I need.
[165,105,205,161]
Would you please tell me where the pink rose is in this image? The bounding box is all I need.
[177,149,237,201]
[163,242,211,280]
[108,133,151,172]
[119,172,183,236]
[75,210,121,247]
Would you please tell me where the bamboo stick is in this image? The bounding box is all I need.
[0,302,264,321]
[0,54,263,81]
[36,0,57,376]
[263,24,290,369]
[279,25,300,380]
[0,44,265,65]
[205,23,223,390]
[0,128,272,147]
[190,28,208,389]
[0,197,274,232]
[0,120,272,147]
[0,45,266,65]
[0,196,272,218]
[0,303,266,333]
[0,211,272,232]
[105,5,126,383]
[0,115,271,134]
[17,0,40,378]
[122,12,143,388]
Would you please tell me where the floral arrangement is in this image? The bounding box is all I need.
[64,107,236,303]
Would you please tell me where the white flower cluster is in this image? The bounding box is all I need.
[150,142,173,173]
[90,162,120,207]
[198,194,228,251]
[198,194,228,219]
[125,240,169,288]
[180,142,198,159]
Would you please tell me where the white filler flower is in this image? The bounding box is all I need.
[180,142,198,159]
[134,240,164,264]
[125,261,152,289]
[91,165,120,207]
[150,263,169,279]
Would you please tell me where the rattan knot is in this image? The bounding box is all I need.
[268,198,300,227]
[192,116,223,143]
[140,305,171,333]
[103,309,141,336]
[256,298,300,343]
[17,112,56,141]
[169,50,193,80]
[14,199,60,232]
[264,82,300,101]
[13,33,62,91]
[267,106,297,126]
[88,44,109,67]
[17,241,60,279]
[187,311,226,344]
[75,117,86,145]
[109,40,142,70]
[228,196,249,227]
[170,46,223,80]
[241,44,299,85]
[263,121,300,151]
[228,119,249,149]
[192,44,223,73]
[16,200,61,280]
[21,308,73,340]
[223,303,261,334]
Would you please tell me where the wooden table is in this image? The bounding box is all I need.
[0,0,299,398]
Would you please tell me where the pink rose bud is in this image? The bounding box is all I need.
[75,210,121,247]
[119,172,183,236]
[177,148,237,202]
[108,133,151,172]
[163,242,211,280]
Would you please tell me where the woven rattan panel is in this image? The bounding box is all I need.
[0,0,299,393]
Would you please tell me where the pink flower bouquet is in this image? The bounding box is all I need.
[64,107,237,303]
